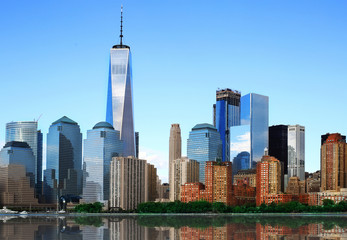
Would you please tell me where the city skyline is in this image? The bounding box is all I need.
[1,1,347,182]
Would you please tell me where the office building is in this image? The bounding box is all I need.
[44,116,82,203]
[287,125,305,180]
[230,93,269,174]
[109,156,146,210]
[256,155,281,206]
[169,124,181,196]
[83,122,123,203]
[0,141,35,185]
[5,121,43,193]
[106,8,135,157]
[213,88,241,162]
[233,168,256,187]
[321,133,347,191]
[145,163,158,202]
[181,161,233,206]
[269,125,288,174]
[0,164,38,206]
[187,123,222,184]
[170,157,199,201]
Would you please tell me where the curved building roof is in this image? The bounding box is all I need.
[4,141,31,149]
[192,123,217,131]
[93,121,114,130]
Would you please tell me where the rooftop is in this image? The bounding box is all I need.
[4,141,30,149]
[192,123,217,131]
[52,116,78,125]
[93,121,114,130]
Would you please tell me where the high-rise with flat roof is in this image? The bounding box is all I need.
[287,125,305,180]
[169,123,181,195]
[230,93,269,174]
[213,89,241,162]
[187,123,222,184]
[321,133,347,191]
[106,7,135,157]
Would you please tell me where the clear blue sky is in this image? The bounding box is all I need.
[1,1,346,182]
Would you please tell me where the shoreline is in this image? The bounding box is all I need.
[1,212,347,217]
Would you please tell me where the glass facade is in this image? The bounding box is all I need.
[187,123,222,184]
[106,47,135,157]
[231,93,269,174]
[0,141,36,185]
[5,121,42,187]
[44,116,82,200]
[83,122,123,203]
[214,89,241,162]
[288,125,305,180]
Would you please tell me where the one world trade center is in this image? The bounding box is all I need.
[106,7,135,157]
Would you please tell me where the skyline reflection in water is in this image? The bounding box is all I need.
[0,215,346,239]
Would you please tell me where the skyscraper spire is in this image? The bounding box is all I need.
[120,5,123,46]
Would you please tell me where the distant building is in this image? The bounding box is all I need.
[256,155,282,206]
[109,156,146,210]
[306,171,320,193]
[145,163,158,202]
[230,93,269,174]
[43,116,83,203]
[169,124,181,199]
[287,125,305,181]
[213,88,241,162]
[187,123,222,184]
[321,133,347,191]
[169,157,199,201]
[135,131,139,158]
[286,177,305,195]
[181,161,233,206]
[233,168,256,187]
[83,122,123,203]
[6,121,43,195]
[0,164,38,206]
[0,141,36,186]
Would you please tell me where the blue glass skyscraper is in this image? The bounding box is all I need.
[83,122,123,203]
[44,116,82,202]
[106,7,135,157]
[213,89,241,162]
[187,123,222,184]
[230,93,269,174]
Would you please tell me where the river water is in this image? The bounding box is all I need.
[0,215,346,239]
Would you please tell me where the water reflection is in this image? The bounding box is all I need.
[0,215,346,239]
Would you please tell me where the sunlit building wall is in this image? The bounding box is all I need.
[287,125,305,181]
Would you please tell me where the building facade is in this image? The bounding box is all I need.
[44,116,83,203]
[170,157,199,201]
[233,168,257,187]
[109,156,146,210]
[83,122,123,203]
[230,93,269,174]
[287,125,305,181]
[106,12,135,157]
[213,89,241,162]
[256,155,282,206]
[5,121,43,194]
[169,123,181,197]
[145,163,158,202]
[0,141,36,186]
[187,123,222,184]
[321,133,347,191]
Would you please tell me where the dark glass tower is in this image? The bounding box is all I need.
[269,125,288,174]
[213,89,241,162]
[44,116,82,203]
[106,7,135,157]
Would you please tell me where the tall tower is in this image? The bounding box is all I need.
[106,6,135,157]
[321,133,347,191]
[187,123,222,184]
[44,116,82,202]
[287,125,305,180]
[230,93,269,174]
[5,121,43,195]
[214,89,241,162]
[169,124,181,193]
